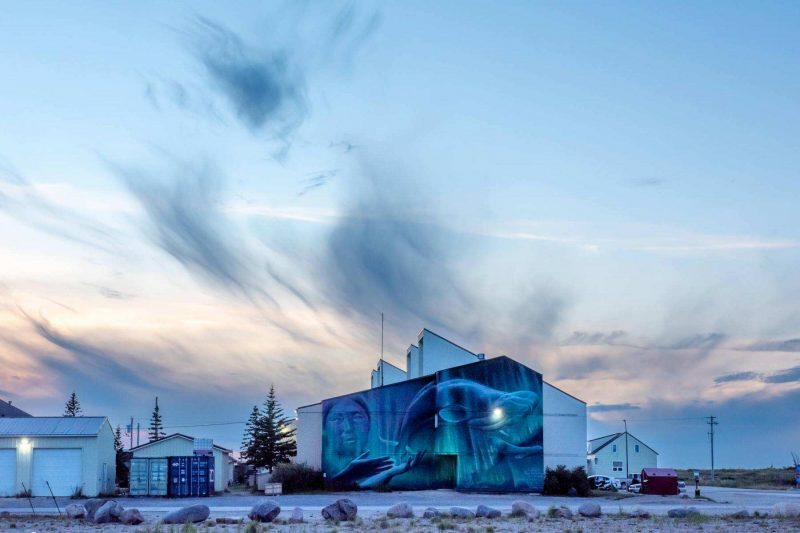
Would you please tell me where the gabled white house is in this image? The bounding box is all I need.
[587,431,658,478]
[129,433,233,492]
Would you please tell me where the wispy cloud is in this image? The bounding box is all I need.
[714,371,761,384]
[110,155,268,303]
[741,338,800,352]
[588,402,641,413]
[0,161,119,253]
[561,330,627,346]
[298,169,340,197]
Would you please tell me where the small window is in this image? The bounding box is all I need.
[594,457,598,464]
[612,461,623,472]
[612,444,617,452]
[635,444,640,453]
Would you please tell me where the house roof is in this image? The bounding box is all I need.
[129,432,232,454]
[0,416,107,436]
[589,431,659,455]
[0,399,32,418]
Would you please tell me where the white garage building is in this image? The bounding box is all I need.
[0,417,116,497]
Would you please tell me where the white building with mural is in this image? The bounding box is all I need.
[297,328,587,490]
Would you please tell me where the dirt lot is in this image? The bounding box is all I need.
[2,513,800,532]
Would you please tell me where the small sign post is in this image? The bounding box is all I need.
[693,470,700,497]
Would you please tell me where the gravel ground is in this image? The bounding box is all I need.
[2,512,800,532]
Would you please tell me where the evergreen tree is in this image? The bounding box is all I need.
[241,405,261,463]
[114,425,129,486]
[148,396,165,441]
[64,391,82,417]
[251,385,296,471]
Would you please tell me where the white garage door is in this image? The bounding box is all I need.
[32,449,82,496]
[0,449,16,496]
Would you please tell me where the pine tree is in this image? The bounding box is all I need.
[64,391,82,417]
[148,396,165,441]
[114,425,128,486]
[251,385,296,471]
[241,405,261,463]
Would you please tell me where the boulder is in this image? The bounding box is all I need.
[667,506,699,518]
[322,499,357,522]
[289,507,304,524]
[630,507,651,519]
[93,501,122,524]
[450,507,475,519]
[476,505,501,519]
[248,501,281,523]
[162,504,210,524]
[729,510,750,519]
[554,506,573,519]
[387,503,414,519]
[510,501,537,518]
[84,498,108,521]
[119,509,144,525]
[423,507,442,518]
[65,503,85,519]
[577,502,601,518]
[772,503,800,518]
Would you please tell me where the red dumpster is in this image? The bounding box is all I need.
[640,468,679,495]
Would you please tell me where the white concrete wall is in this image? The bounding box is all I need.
[543,382,587,472]
[0,435,105,496]
[418,330,479,377]
[294,403,322,469]
[131,436,230,492]
[589,433,657,478]
[370,360,408,388]
[406,345,421,378]
[95,421,116,495]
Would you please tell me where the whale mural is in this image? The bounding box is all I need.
[321,356,544,491]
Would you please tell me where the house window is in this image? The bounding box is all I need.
[613,461,623,472]
[635,444,640,453]
[594,457,598,465]
[612,444,617,452]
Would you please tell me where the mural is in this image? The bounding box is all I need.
[322,357,544,491]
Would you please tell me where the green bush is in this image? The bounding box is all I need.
[542,465,591,496]
[270,462,324,493]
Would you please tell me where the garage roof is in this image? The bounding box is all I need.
[0,416,107,436]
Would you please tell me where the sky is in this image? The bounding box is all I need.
[0,1,798,468]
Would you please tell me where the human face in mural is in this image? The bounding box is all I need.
[325,397,370,457]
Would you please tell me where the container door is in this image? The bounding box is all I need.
[169,457,189,497]
[129,459,149,497]
[149,458,168,496]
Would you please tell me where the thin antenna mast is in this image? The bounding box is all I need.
[380,312,384,386]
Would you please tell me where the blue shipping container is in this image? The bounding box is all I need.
[168,456,214,497]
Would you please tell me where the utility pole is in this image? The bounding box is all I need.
[136,422,140,447]
[624,419,629,479]
[129,416,133,449]
[380,312,384,386]
[707,416,718,481]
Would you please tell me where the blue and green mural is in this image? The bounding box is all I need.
[322,357,544,491]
